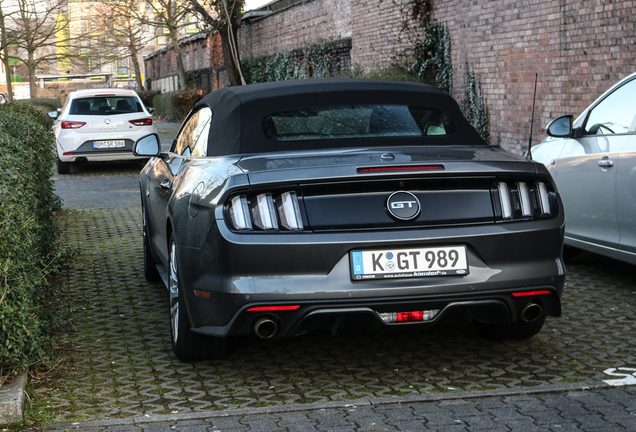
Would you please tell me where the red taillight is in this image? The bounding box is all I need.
[357,164,445,173]
[396,311,424,322]
[512,290,552,297]
[61,121,86,129]
[62,152,74,156]
[129,118,153,126]
[246,305,300,312]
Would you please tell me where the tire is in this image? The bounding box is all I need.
[142,206,161,282]
[475,316,546,341]
[168,235,228,360]
[57,158,70,174]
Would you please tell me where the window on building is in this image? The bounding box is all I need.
[117,58,129,76]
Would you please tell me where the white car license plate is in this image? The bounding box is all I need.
[94,140,126,149]
[350,246,468,280]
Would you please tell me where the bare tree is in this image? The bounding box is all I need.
[80,0,153,90]
[6,0,70,98]
[187,0,244,86]
[138,0,193,90]
[0,3,14,101]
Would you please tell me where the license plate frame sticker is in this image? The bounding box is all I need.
[94,140,126,149]
[350,246,468,281]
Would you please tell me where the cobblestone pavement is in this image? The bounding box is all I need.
[38,386,636,431]
[41,158,636,429]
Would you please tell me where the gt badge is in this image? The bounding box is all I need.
[387,191,420,221]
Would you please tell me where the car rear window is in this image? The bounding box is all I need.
[69,96,143,115]
[263,105,457,141]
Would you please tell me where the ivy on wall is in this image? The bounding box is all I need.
[241,42,332,84]
[462,63,492,144]
[411,22,453,94]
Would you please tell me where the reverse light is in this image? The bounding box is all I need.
[229,196,252,230]
[251,193,278,230]
[498,182,512,220]
[129,118,153,126]
[277,191,303,230]
[538,182,551,215]
[61,121,86,129]
[379,309,440,323]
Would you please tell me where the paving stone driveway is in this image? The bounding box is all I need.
[48,159,636,424]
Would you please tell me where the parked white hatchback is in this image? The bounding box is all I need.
[50,89,157,174]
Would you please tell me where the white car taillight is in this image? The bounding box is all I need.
[129,118,153,126]
[498,182,512,220]
[251,193,278,230]
[277,192,303,230]
[538,182,551,215]
[517,182,533,217]
[61,121,86,129]
[229,196,252,230]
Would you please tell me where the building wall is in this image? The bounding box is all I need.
[434,0,636,153]
[239,0,352,60]
[349,0,411,71]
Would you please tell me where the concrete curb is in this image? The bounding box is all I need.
[41,379,623,430]
[0,371,27,425]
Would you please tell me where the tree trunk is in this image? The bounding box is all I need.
[28,55,37,98]
[219,23,242,87]
[169,28,186,90]
[0,5,13,102]
[130,47,144,91]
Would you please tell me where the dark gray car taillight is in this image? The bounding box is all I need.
[495,180,555,221]
[227,191,304,231]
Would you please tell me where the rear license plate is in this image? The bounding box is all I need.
[94,140,125,149]
[350,246,468,281]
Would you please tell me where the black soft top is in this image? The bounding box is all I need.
[193,79,487,156]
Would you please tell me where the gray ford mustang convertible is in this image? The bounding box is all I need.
[134,79,565,360]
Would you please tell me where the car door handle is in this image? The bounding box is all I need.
[598,159,614,168]
[160,179,172,190]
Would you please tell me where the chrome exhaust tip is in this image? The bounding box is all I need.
[521,303,543,323]
[253,317,278,339]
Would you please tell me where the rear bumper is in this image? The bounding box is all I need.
[175,215,566,337]
[191,287,562,338]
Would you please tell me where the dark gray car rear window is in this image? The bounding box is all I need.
[70,96,143,115]
[264,105,457,141]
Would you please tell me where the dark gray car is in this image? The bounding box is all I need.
[134,79,565,360]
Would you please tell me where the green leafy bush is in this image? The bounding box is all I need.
[242,42,333,84]
[152,90,204,122]
[0,103,67,377]
[136,90,157,109]
[462,63,492,144]
[15,98,62,130]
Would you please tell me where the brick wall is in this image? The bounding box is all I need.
[435,0,636,153]
[239,0,352,60]
[349,0,411,71]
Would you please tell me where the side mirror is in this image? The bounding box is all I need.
[47,111,59,119]
[546,115,573,138]
[133,133,161,157]
[147,107,154,114]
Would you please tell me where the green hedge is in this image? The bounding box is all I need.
[152,90,204,122]
[136,90,157,109]
[16,98,62,130]
[0,103,67,377]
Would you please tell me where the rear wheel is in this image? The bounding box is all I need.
[142,206,161,282]
[475,316,546,341]
[169,235,228,360]
[57,158,70,174]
